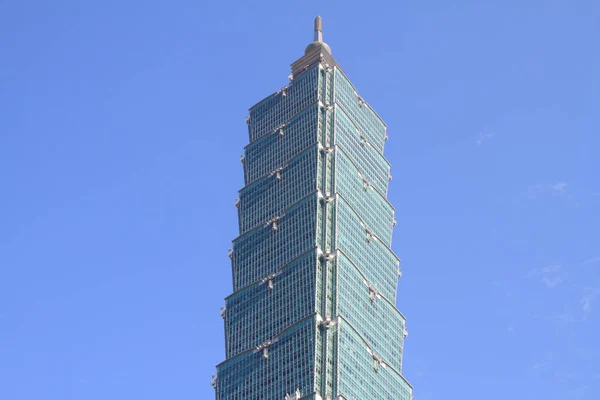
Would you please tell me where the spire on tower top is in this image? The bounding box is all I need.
[305,16,331,55]
[291,16,339,79]
[314,16,323,42]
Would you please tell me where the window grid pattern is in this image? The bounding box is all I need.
[334,70,387,153]
[231,196,318,291]
[337,322,412,400]
[248,67,320,142]
[335,149,394,246]
[244,104,321,185]
[336,253,405,372]
[335,197,399,301]
[216,317,316,400]
[238,146,320,234]
[225,250,318,358]
[334,108,390,195]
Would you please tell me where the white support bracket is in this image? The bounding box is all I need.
[277,124,286,136]
[285,389,301,400]
[368,284,379,302]
[271,167,284,180]
[278,86,288,97]
[260,272,279,290]
[254,338,278,360]
[321,143,335,154]
[367,349,386,372]
[320,191,336,204]
[362,177,369,190]
[320,251,337,262]
[365,227,373,243]
[265,216,281,231]
[319,314,339,329]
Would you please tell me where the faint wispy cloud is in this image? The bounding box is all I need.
[583,257,600,266]
[552,181,568,194]
[526,182,569,198]
[582,297,593,313]
[552,285,600,328]
[553,371,577,384]
[553,312,586,326]
[529,265,563,288]
[532,351,553,370]
[476,132,494,145]
[532,361,545,370]
[542,272,562,289]
[581,288,600,315]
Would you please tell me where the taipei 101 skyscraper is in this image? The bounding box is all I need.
[213,17,413,400]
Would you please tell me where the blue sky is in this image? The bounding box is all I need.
[1,1,599,399]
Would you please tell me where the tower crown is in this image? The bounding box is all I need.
[304,16,332,55]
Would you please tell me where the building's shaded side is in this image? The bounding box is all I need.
[214,17,413,400]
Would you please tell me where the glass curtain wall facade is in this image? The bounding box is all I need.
[214,17,413,400]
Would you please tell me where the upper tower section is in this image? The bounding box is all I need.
[291,16,341,80]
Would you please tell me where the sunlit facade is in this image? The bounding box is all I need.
[213,17,413,400]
